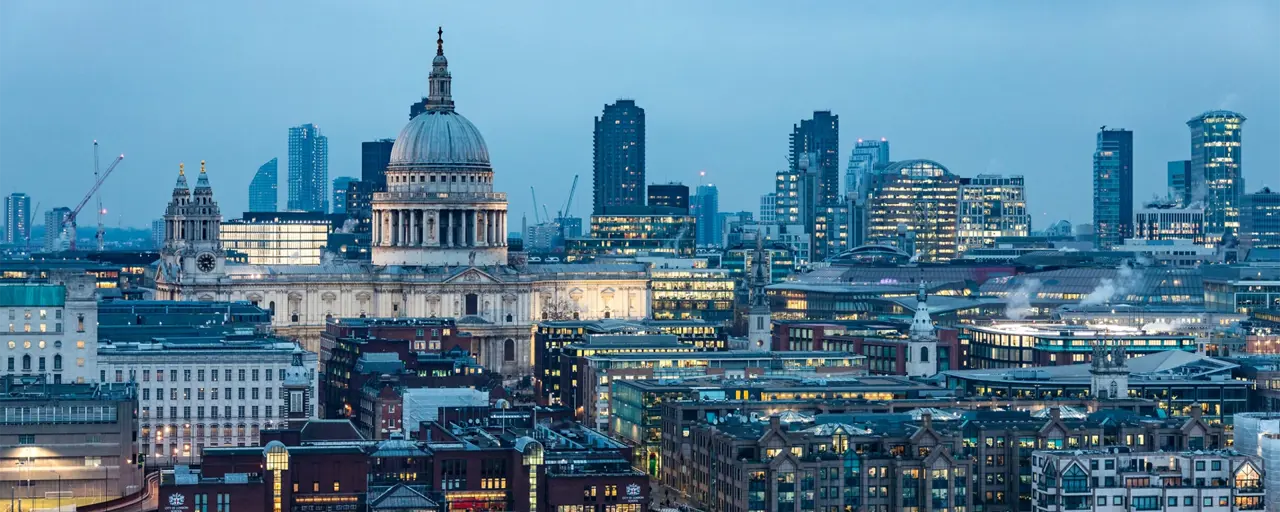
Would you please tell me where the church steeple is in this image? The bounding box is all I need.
[426,26,454,112]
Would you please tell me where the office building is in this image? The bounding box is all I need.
[0,377,142,508]
[43,206,73,252]
[957,174,1030,255]
[0,273,99,384]
[1168,159,1190,205]
[98,334,317,466]
[790,110,840,206]
[1188,110,1246,243]
[3,192,30,246]
[647,183,688,211]
[593,100,645,214]
[759,193,776,224]
[1135,201,1205,243]
[1031,448,1263,512]
[692,184,719,246]
[567,208,695,260]
[331,176,355,215]
[865,159,960,262]
[961,323,1196,369]
[1203,265,1280,314]
[1241,186,1280,253]
[248,157,278,212]
[649,268,734,322]
[361,138,395,190]
[220,212,337,266]
[1117,238,1216,267]
[287,123,329,213]
[1093,127,1134,249]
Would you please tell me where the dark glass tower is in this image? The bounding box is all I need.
[593,100,645,214]
[248,158,277,212]
[361,138,395,191]
[1187,111,1245,242]
[287,123,329,213]
[790,111,840,207]
[1092,128,1133,249]
[647,183,689,212]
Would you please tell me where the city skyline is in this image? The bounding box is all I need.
[1,2,1277,228]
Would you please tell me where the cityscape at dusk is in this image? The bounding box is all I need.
[1,2,1279,512]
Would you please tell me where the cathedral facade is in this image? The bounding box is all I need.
[154,31,650,376]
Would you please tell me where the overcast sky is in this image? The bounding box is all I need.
[2,1,1277,230]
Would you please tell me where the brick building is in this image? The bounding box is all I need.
[771,320,963,374]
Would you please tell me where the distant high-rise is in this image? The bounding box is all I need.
[846,138,890,246]
[692,184,720,246]
[151,218,166,250]
[593,100,645,214]
[1092,128,1134,250]
[248,158,278,212]
[790,111,840,206]
[44,207,73,252]
[846,138,890,201]
[759,193,777,224]
[288,123,329,213]
[865,160,959,262]
[957,175,1030,255]
[1167,160,1190,206]
[361,139,395,191]
[1187,111,1245,242]
[647,183,689,212]
[3,192,31,246]
[332,177,355,215]
[1240,186,1280,252]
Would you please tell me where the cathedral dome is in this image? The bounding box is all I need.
[389,110,490,169]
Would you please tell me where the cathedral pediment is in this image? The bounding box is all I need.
[445,267,502,284]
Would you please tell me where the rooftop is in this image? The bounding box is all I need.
[944,350,1239,385]
[967,322,1195,339]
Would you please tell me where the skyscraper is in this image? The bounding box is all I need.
[593,100,645,214]
[647,183,689,212]
[44,207,72,252]
[361,139,395,191]
[248,158,278,212]
[1092,128,1133,250]
[1167,160,1190,205]
[151,218,166,250]
[692,184,720,246]
[957,175,1030,255]
[790,111,840,206]
[332,177,355,215]
[1187,111,1245,242]
[288,123,329,213]
[3,192,30,246]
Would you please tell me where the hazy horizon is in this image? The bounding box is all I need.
[2,1,1277,230]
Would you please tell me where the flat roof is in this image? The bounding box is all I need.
[966,322,1194,339]
[0,284,65,307]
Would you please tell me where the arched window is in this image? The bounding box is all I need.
[603,311,611,319]
[22,354,31,371]
[505,314,513,323]
[291,313,299,323]
[53,354,62,370]
[268,301,276,315]
[920,346,930,363]
[503,339,516,362]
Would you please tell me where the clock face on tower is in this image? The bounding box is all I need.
[197,253,216,273]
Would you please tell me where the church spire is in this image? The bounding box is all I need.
[426,26,454,112]
[195,160,211,189]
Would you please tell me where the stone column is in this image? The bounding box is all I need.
[372,210,380,246]
[411,209,420,246]
[391,210,400,246]
[443,209,452,247]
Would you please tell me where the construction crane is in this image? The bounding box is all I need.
[530,186,541,223]
[64,151,124,251]
[542,204,552,225]
[94,141,107,251]
[558,174,579,219]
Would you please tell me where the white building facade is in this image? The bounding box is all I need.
[97,339,317,466]
[1031,448,1265,511]
[0,272,98,384]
